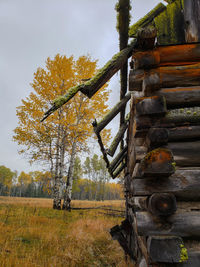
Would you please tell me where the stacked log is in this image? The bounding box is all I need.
[127,41,200,266]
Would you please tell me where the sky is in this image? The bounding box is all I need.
[0,0,165,174]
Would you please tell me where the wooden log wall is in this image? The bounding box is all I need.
[127,41,200,266]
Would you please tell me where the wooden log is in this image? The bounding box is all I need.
[135,27,157,50]
[146,126,200,148]
[107,114,129,156]
[132,43,200,70]
[135,107,200,132]
[177,251,200,267]
[183,0,200,43]
[129,63,200,93]
[147,236,186,263]
[147,193,177,216]
[112,162,126,179]
[109,145,127,173]
[135,96,167,116]
[136,211,200,238]
[137,148,175,177]
[129,3,166,37]
[42,39,137,121]
[93,92,131,134]
[156,86,200,108]
[131,169,200,200]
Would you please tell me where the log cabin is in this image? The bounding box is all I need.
[42,0,200,266]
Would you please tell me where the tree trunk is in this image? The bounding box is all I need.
[62,140,77,211]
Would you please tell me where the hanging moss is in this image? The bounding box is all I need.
[154,0,185,45]
[129,3,166,37]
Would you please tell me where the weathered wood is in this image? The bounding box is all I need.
[129,63,200,93]
[146,126,200,148]
[177,251,200,267]
[136,96,167,116]
[183,0,200,43]
[167,141,200,167]
[148,193,177,216]
[132,43,200,70]
[129,3,166,37]
[135,107,200,132]
[136,211,200,238]
[42,39,137,121]
[146,128,169,148]
[93,92,131,134]
[154,0,185,45]
[135,27,157,50]
[107,114,129,157]
[112,162,126,179]
[147,236,186,263]
[131,169,200,200]
[109,145,127,173]
[156,86,200,108]
[137,148,175,177]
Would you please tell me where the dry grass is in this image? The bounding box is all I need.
[0,197,133,267]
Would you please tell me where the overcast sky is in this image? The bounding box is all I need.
[0,0,164,174]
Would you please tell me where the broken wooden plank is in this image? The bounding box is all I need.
[131,169,200,200]
[93,92,131,134]
[136,211,200,238]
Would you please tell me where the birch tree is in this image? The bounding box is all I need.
[13,54,110,209]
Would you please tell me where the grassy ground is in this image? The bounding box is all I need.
[0,197,133,267]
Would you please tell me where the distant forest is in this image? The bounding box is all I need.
[0,154,123,201]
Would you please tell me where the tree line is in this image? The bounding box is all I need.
[0,154,123,201]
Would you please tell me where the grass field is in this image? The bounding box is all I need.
[0,197,133,267]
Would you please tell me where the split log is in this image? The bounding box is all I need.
[147,193,177,216]
[129,63,200,93]
[137,148,175,177]
[135,96,167,116]
[93,92,131,134]
[129,3,166,37]
[183,0,200,43]
[147,236,186,263]
[136,211,200,238]
[132,43,200,70]
[146,126,200,148]
[131,169,200,200]
[156,86,200,108]
[135,107,200,132]
[107,114,129,156]
[42,39,137,121]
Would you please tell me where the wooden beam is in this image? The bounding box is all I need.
[147,236,186,263]
[109,145,127,173]
[156,86,200,108]
[129,3,166,37]
[135,96,167,116]
[129,63,200,94]
[131,169,200,200]
[136,211,200,238]
[107,114,129,157]
[137,148,175,177]
[93,92,131,134]
[183,0,200,43]
[132,43,200,70]
[147,193,177,216]
[42,39,136,121]
[146,128,169,148]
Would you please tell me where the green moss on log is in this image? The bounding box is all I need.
[154,0,185,45]
[129,3,166,37]
[179,244,188,263]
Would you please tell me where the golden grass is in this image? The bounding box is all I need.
[0,197,133,267]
